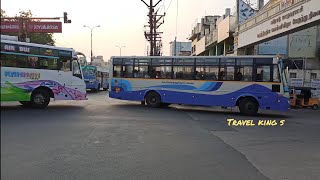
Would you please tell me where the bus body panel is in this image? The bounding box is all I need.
[1,67,87,101]
[110,78,290,112]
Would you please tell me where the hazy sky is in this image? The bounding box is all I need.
[2,0,242,61]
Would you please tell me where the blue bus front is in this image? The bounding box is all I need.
[82,66,99,90]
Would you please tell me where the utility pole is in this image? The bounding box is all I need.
[141,0,165,56]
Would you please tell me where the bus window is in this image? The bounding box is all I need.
[61,58,71,72]
[134,58,150,78]
[113,65,122,78]
[220,58,235,81]
[236,59,253,81]
[27,57,39,68]
[173,58,194,80]
[2,54,17,67]
[72,61,82,78]
[205,58,219,80]
[16,55,28,68]
[273,65,280,82]
[256,65,271,82]
[151,58,172,79]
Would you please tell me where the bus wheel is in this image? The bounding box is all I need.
[31,89,50,109]
[19,101,32,107]
[312,104,318,110]
[146,92,161,108]
[239,98,258,115]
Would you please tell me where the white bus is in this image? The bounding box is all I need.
[0,38,87,108]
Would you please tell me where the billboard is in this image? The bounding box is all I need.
[288,26,317,58]
[238,0,320,48]
[238,0,256,24]
[26,21,62,33]
[0,21,21,33]
[258,35,288,55]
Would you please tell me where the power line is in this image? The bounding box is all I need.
[141,0,165,56]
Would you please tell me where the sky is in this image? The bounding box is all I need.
[2,0,248,61]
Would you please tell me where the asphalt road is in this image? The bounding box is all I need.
[1,91,320,180]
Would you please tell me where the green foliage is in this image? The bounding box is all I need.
[1,9,55,45]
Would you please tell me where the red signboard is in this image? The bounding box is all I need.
[0,21,21,33]
[26,21,62,33]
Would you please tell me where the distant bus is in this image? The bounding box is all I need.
[0,38,87,108]
[82,65,109,91]
[109,56,290,115]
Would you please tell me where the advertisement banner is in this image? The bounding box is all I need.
[288,26,317,58]
[238,0,256,24]
[0,21,21,33]
[290,78,303,87]
[26,21,62,33]
[311,79,320,97]
[258,35,288,55]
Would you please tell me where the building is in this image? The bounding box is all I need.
[188,10,237,56]
[188,0,320,88]
[169,41,192,56]
[91,56,107,67]
[236,0,320,87]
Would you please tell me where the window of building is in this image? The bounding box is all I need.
[311,73,317,80]
[289,73,297,78]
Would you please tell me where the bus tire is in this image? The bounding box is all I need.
[146,91,161,108]
[239,97,259,115]
[19,101,32,107]
[312,104,318,110]
[31,89,50,109]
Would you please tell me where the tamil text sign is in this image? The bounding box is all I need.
[26,21,62,33]
[238,0,320,48]
[0,21,20,33]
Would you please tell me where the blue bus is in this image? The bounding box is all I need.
[109,56,290,115]
[82,65,109,92]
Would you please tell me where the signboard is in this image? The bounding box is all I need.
[0,21,20,33]
[258,35,288,55]
[239,0,256,24]
[26,21,62,33]
[288,26,317,58]
[311,79,320,97]
[238,0,320,48]
[290,78,303,87]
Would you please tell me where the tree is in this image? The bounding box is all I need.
[1,9,55,45]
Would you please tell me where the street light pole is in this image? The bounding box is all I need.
[116,45,126,56]
[83,25,100,63]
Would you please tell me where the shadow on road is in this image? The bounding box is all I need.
[110,103,291,119]
[0,104,85,111]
